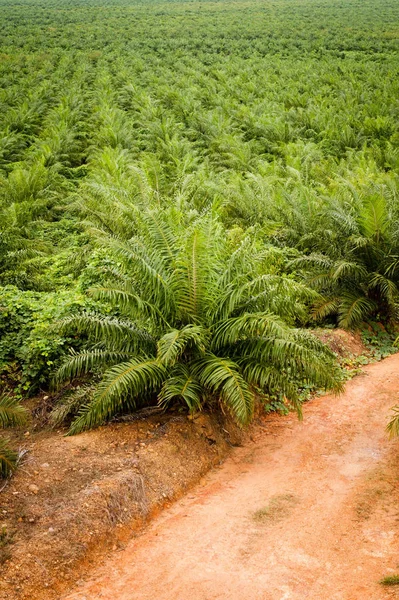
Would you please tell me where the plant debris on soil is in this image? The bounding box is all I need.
[252,493,299,524]
[380,575,399,586]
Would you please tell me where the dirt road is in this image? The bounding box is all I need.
[64,354,399,600]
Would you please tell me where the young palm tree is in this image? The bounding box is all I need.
[55,210,342,434]
[287,187,399,328]
[0,395,28,478]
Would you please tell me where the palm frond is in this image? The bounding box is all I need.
[50,385,95,427]
[158,364,203,412]
[175,227,206,321]
[141,209,178,264]
[0,395,28,429]
[54,349,135,385]
[338,294,376,329]
[311,297,340,320]
[0,437,18,478]
[68,358,167,434]
[59,314,154,350]
[368,273,399,305]
[212,312,288,351]
[238,357,299,399]
[331,260,368,282]
[157,325,206,366]
[215,274,316,322]
[90,286,172,328]
[194,355,254,424]
[359,195,389,242]
[290,253,334,272]
[387,406,399,438]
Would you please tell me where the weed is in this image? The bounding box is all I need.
[380,574,399,586]
[361,325,397,361]
[0,526,14,564]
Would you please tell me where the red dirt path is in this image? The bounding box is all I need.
[64,354,399,600]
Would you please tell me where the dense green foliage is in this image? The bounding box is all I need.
[55,209,341,432]
[280,191,399,328]
[0,286,91,394]
[0,0,398,428]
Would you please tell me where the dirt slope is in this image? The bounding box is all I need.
[0,412,243,600]
[64,353,399,600]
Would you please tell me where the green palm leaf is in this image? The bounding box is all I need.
[331,260,368,282]
[338,294,376,329]
[175,228,206,322]
[238,358,298,398]
[0,396,28,479]
[157,325,206,366]
[158,364,203,412]
[0,395,28,428]
[68,358,168,434]
[194,355,254,424]
[142,209,178,264]
[212,312,288,351]
[311,297,340,320]
[59,314,154,351]
[368,273,399,304]
[55,349,135,385]
[0,438,18,479]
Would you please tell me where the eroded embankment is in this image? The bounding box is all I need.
[61,353,399,600]
[0,411,244,600]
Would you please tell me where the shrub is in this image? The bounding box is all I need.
[0,286,92,395]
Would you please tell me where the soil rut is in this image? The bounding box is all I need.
[64,354,399,600]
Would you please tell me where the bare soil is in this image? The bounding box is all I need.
[313,328,366,358]
[0,412,243,600]
[62,353,399,600]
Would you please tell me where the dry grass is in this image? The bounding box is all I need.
[104,473,148,524]
[252,494,299,524]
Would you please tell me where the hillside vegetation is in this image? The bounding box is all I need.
[1,0,399,463]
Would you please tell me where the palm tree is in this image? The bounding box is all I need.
[285,186,399,328]
[0,396,28,478]
[55,210,342,434]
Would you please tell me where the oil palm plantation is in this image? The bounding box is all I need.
[56,210,342,434]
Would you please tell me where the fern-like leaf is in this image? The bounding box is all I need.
[158,364,203,412]
[157,325,206,366]
[0,437,18,478]
[0,395,28,428]
[68,358,168,434]
[194,355,254,424]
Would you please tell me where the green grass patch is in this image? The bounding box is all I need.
[380,574,399,586]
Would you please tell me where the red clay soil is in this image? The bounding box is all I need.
[63,353,399,600]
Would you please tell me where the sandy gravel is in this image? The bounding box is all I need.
[64,354,399,600]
